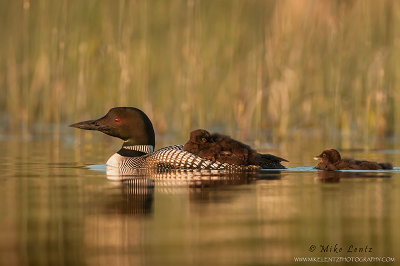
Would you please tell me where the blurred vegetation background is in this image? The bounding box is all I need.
[1,0,400,148]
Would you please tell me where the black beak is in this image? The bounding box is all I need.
[70,115,115,137]
[69,119,100,130]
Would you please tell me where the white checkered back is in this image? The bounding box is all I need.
[107,145,258,171]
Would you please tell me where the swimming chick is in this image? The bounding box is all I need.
[183,129,288,169]
[314,149,393,170]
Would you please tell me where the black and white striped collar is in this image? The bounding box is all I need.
[122,145,154,154]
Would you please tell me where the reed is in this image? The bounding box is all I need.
[1,0,399,148]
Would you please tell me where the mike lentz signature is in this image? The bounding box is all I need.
[308,244,373,254]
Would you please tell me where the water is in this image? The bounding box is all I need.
[0,135,399,266]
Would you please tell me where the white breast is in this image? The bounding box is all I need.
[106,153,125,167]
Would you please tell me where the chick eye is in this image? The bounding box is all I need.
[115,118,120,122]
[322,154,326,157]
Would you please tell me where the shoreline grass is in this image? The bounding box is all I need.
[1,0,399,149]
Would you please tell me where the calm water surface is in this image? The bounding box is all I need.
[0,135,399,266]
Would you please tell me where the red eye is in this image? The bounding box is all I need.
[115,118,120,122]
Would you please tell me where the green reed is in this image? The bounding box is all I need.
[1,0,399,148]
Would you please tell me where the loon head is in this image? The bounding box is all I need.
[189,129,213,144]
[314,149,341,164]
[70,107,155,147]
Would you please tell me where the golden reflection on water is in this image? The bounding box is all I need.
[0,139,399,265]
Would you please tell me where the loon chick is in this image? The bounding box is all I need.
[182,129,222,161]
[70,107,273,171]
[183,129,288,169]
[314,149,393,170]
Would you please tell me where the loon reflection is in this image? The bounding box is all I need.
[105,168,283,215]
[315,170,392,183]
[106,167,282,184]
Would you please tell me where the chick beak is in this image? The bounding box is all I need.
[313,156,322,161]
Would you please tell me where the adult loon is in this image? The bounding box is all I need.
[70,107,287,170]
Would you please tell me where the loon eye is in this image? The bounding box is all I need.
[115,118,120,122]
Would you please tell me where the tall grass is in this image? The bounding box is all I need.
[1,0,400,148]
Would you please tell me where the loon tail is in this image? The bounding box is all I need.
[258,153,288,169]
